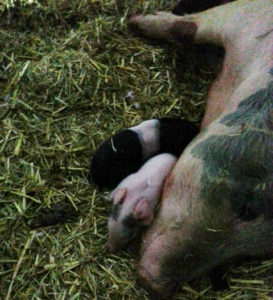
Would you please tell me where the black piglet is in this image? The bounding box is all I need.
[89,118,199,189]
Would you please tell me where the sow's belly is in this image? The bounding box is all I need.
[191,77,273,221]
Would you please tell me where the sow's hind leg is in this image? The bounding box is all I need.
[129,3,233,122]
[129,0,273,126]
[128,1,238,45]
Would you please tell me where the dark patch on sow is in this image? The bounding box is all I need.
[192,78,273,220]
[170,20,198,43]
[89,130,143,189]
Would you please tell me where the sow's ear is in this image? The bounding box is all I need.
[132,198,154,226]
[112,188,127,205]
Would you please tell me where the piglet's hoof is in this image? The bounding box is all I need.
[137,266,175,300]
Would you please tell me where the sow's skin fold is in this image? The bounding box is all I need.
[129,0,273,298]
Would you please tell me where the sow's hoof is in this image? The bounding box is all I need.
[129,12,179,41]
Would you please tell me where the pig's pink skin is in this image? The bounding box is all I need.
[108,153,177,252]
[129,0,273,298]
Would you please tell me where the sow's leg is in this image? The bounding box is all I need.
[130,0,273,298]
[129,0,273,127]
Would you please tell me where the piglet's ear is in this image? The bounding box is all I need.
[133,198,154,226]
[113,187,127,205]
